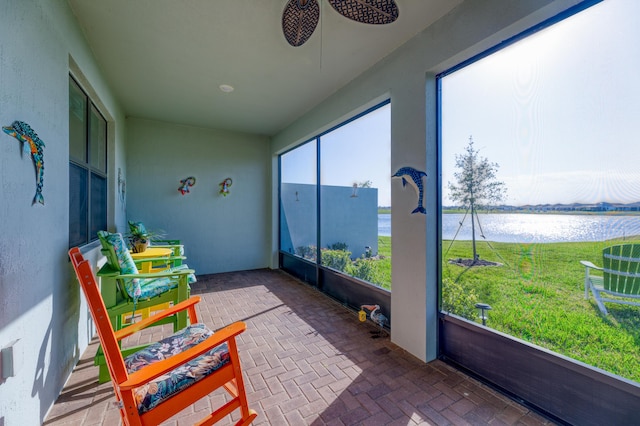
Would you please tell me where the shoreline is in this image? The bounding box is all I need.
[378,209,640,216]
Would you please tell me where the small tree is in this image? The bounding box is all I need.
[448,136,506,261]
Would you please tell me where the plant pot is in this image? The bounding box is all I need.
[132,240,149,253]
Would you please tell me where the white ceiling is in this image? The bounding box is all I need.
[67,0,460,136]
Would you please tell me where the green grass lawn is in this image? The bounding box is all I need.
[376,235,640,382]
[376,236,391,290]
[442,239,640,383]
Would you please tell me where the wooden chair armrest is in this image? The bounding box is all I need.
[580,260,601,270]
[150,244,182,249]
[132,255,186,264]
[117,269,195,279]
[149,242,183,252]
[119,321,247,389]
[151,239,181,245]
[114,296,201,341]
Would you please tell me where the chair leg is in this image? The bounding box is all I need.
[228,341,255,425]
[174,286,190,331]
[193,404,256,426]
[98,360,111,384]
[235,410,258,426]
[584,275,589,299]
[589,283,609,315]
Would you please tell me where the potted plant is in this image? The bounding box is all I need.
[126,221,165,253]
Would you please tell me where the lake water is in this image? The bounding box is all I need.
[378,213,640,243]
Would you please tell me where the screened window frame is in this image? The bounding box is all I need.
[433,1,640,423]
[69,75,108,248]
[436,0,604,315]
[278,99,391,287]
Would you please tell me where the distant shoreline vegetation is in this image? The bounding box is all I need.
[380,202,640,215]
[444,201,640,215]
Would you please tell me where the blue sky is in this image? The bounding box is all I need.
[442,0,640,206]
[281,103,392,206]
[283,0,639,208]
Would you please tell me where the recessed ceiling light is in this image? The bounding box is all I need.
[219,84,234,93]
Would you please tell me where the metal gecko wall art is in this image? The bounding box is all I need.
[3,121,45,205]
[178,176,196,195]
[219,178,232,196]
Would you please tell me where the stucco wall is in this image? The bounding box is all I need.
[281,183,378,259]
[271,0,580,362]
[0,1,125,424]
[125,118,271,275]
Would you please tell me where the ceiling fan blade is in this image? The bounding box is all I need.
[282,0,320,47]
[327,0,399,25]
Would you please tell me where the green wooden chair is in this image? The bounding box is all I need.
[95,230,196,382]
[127,220,185,269]
[580,243,640,315]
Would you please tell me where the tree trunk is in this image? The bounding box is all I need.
[471,203,477,262]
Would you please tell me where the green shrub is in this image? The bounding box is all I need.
[348,257,383,285]
[441,277,479,320]
[327,242,349,251]
[295,245,317,260]
[321,249,352,272]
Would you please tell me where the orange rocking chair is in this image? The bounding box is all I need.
[69,247,257,426]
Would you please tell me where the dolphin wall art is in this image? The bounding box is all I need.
[392,166,427,214]
[3,120,45,205]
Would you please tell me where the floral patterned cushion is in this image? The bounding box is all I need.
[124,323,230,414]
[98,231,142,299]
[135,265,197,300]
[165,264,197,285]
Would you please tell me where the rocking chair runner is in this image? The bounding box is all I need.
[69,247,258,426]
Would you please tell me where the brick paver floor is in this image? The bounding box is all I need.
[45,269,555,425]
